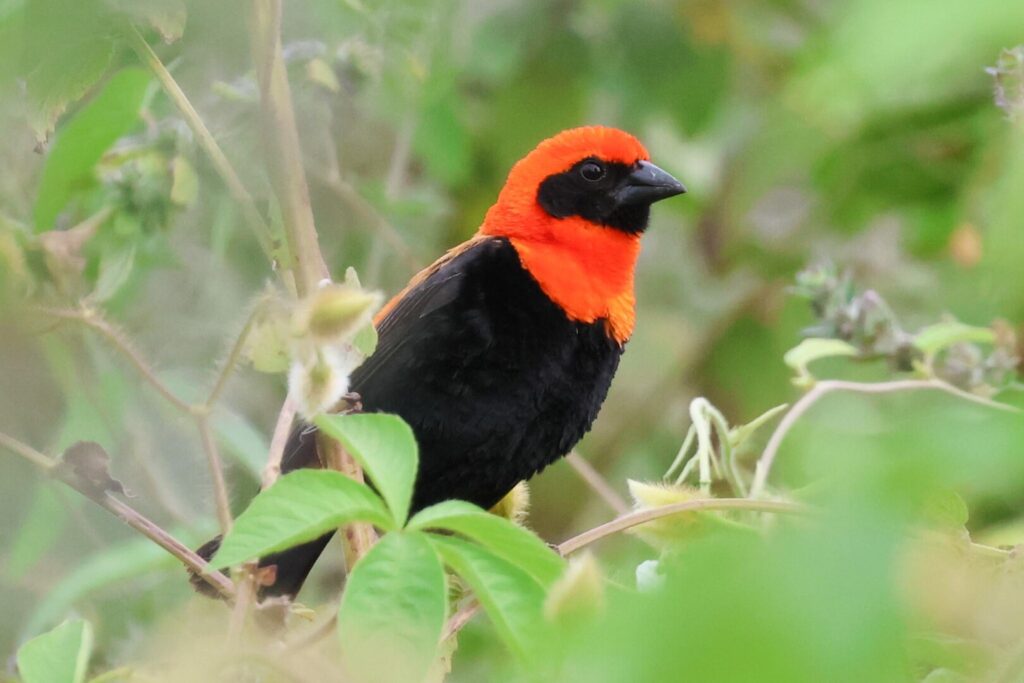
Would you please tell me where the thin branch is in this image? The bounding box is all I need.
[316,432,377,568]
[565,451,628,515]
[749,379,1021,500]
[0,431,55,470]
[248,0,329,296]
[321,175,421,274]
[443,599,480,640]
[556,498,807,557]
[42,307,192,413]
[263,398,297,489]
[228,563,258,642]
[125,24,276,261]
[100,494,234,599]
[197,415,233,534]
[204,305,260,409]
[0,430,235,600]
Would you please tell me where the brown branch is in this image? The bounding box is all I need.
[197,414,233,534]
[228,563,259,642]
[0,430,55,471]
[556,498,807,557]
[263,397,297,489]
[565,450,628,515]
[0,430,235,601]
[125,25,276,261]
[316,432,377,569]
[443,600,480,641]
[248,0,329,296]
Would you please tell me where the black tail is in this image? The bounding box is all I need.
[189,422,332,600]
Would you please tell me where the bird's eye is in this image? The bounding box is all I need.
[579,161,606,182]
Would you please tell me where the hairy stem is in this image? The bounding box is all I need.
[248,0,329,296]
[263,398,297,489]
[749,378,1021,499]
[556,498,807,557]
[0,430,235,600]
[204,306,260,409]
[43,307,192,413]
[126,25,275,261]
[197,415,233,534]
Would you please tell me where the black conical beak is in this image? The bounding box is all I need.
[615,160,687,207]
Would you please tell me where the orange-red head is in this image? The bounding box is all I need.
[479,126,684,344]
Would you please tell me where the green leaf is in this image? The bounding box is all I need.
[17,619,93,683]
[34,67,151,229]
[352,323,378,357]
[407,500,564,588]
[429,535,548,661]
[913,321,995,355]
[22,0,117,144]
[90,243,135,303]
[337,532,446,683]
[314,413,417,527]
[105,0,186,43]
[783,338,859,387]
[922,489,970,530]
[211,470,393,568]
[169,155,198,206]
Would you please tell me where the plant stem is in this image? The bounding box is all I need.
[197,414,233,534]
[0,431,55,470]
[556,498,807,556]
[204,305,260,409]
[43,307,192,413]
[0,430,236,600]
[316,432,377,568]
[248,0,329,296]
[749,378,1021,499]
[443,599,481,640]
[125,25,275,261]
[565,451,628,515]
[263,398,297,489]
[228,563,258,642]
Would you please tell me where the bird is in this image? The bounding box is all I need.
[191,126,685,598]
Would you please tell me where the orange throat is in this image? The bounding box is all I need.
[504,221,640,345]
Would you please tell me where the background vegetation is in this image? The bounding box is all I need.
[1,0,1024,681]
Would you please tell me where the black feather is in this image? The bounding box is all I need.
[198,236,623,598]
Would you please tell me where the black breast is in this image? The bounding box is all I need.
[287,237,624,513]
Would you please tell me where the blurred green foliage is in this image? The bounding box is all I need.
[1,0,1024,681]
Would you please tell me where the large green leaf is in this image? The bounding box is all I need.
[34,67,151,229]
[315,413,418,527]
[16,619,93,683]
[429,535,548,661]
[211,470,393,568]
[407,500,564,588]
[22,0,117,143]
[337,532,446,683]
